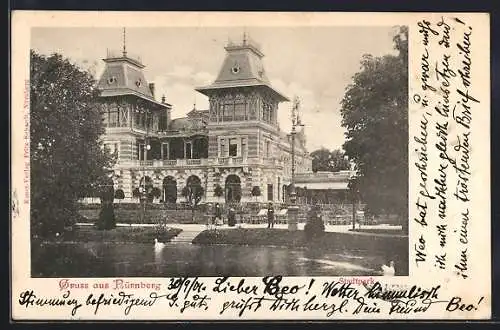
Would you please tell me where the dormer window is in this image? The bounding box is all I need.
[107,76,117,84]
[135,79,142,87]
[231,63,240,74]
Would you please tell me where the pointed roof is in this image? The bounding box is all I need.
[97,52,151,98]
[196,35,289,102]
[96,50,169,108]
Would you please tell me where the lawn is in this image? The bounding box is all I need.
[349,228,404,235]
[42,225,182,244]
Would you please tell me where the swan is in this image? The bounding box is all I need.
[381,261,395,276]
[154,238,165,249]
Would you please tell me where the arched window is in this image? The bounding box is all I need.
[162,176,177,203]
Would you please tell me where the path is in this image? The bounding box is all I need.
[168,224,206,243]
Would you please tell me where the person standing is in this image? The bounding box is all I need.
[267,202,275,229]
[214,203,222,226]
[228,207,236,227]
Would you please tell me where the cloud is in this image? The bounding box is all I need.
[166,65,194,79]
[193,71,215,85]
[152,78,209,118]
[76,58,105,79]
[270,77,346,151]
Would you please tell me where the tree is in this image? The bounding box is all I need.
[95,175,116,230]
[310,148,350,172]
[138,176,154,203]
[182,181,205,222]
[132,188,141,200]
[251,186,261,202]
[340,26,408,233]
[150,187,162,201]
[304,204,325,241]
[214,184,224,200]
[30,51,115,237]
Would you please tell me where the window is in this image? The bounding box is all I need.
[234,102,245,121]
[262,103,270,123]
[265,140,270,158]
[114,143,119,156]
[101,105,120,128]
[229,138,238,157]
[241,138,247,158]
[138,143,145,160]
[267,184,274,201]
[222,103,232,121]
[159,112,168,131]
[134,112,140,128]
[185,142,192,159]
[219,138,225,157]
[162,143,169,160]
[277,177,280,201]
[147,114,153,131]
[109,109,119,127]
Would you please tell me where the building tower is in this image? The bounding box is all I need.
[196,33,291,203]
[96,29,172,199]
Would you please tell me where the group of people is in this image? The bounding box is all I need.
[207,202,277,228]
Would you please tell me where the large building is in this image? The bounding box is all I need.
[96,34,315,204]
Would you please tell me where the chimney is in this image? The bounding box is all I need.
[149,83,155,98]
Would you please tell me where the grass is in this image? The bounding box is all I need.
[349,228,405,235]
[193,228,306,247]
[45,225,182,244]
[193,228,406,248]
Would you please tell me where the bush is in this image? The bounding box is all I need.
[95,203,116,230]
[132,188,141,199]
[214,184,224,198]
[151,187,162,200]
[304,205,325,240]
[114,189,125,200]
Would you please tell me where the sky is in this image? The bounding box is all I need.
[31,26,398,151]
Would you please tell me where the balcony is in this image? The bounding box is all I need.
[116,157,285,169]
[117,158,209,168]
[216,157,243,166]
[214,157,284,168]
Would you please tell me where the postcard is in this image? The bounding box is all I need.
[11,11,490,320]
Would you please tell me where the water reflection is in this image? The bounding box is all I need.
[32,241,388,277]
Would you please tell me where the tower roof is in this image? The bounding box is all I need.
[96,51,151,98]
[196,35,289,102]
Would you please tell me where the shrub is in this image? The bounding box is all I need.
[304,205,325,241]
[214,184,224,198]
[95,203,116,230]
[114,189,125,200]
[151,187,162,200]
[251,186,261,202]
[132,188,141,199]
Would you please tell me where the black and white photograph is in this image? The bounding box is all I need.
[29,25,409,278]
[11,11,492,321]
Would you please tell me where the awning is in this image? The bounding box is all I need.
[296,182,349,190]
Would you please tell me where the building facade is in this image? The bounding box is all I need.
[97,35,318,204]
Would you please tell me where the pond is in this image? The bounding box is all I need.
[31,240,389,277]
